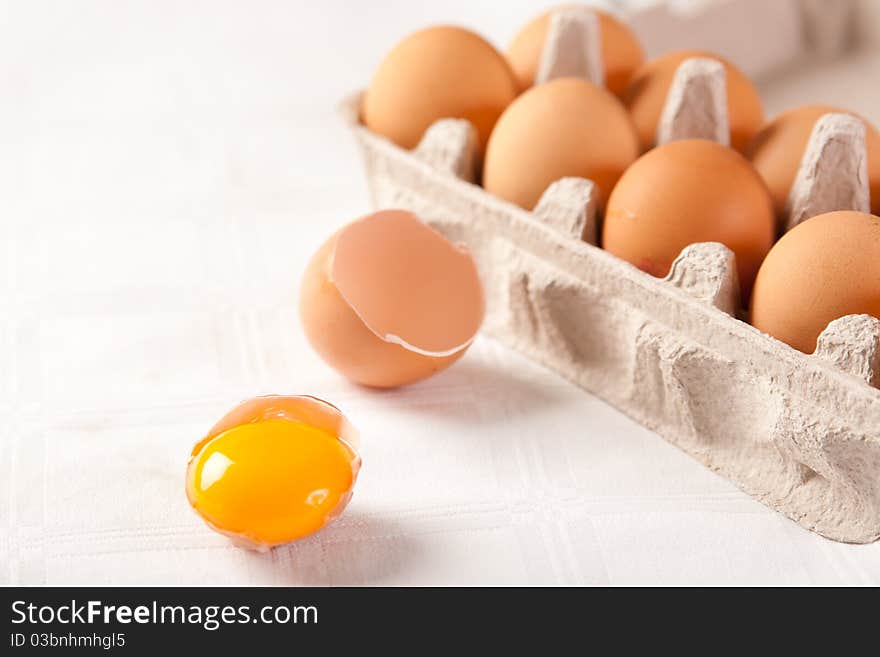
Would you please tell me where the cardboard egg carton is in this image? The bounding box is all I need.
[339,9,880,543]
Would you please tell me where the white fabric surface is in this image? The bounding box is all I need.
[3,0,880,585]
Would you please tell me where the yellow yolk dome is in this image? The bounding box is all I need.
[186,396,360,549]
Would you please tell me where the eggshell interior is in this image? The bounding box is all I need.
[301,226,474,388]
[331,209,484,356]
[200,394,359,452]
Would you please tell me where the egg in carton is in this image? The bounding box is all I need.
[339,7,880,543]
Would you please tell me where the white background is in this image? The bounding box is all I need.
[3,0,880,585]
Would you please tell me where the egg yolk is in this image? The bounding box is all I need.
[187,419,357,546]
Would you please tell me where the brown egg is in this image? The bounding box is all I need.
[362,26,518,154]
[506,6,645,96]
[483,77,639,210]
[750,211,880,353]
[603,139,775,297]
[747,104,880,217]
[299,210,485,388]
[623,49,763,153]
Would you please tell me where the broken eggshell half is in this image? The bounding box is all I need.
[300,209,485,388]
[186,395,361,552]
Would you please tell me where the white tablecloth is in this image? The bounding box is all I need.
[4,0,880,585]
